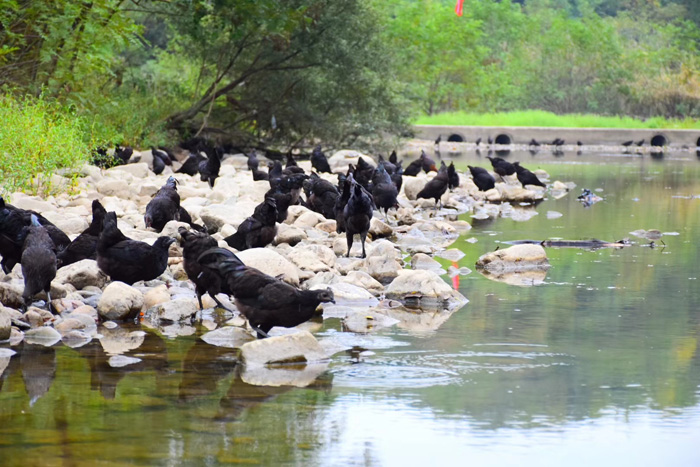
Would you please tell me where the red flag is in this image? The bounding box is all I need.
[455,0,464,16]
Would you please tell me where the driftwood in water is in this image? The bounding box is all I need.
[506,239,630,250]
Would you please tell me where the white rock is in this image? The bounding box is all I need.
[107,162,150,178]
[97,179,130,197]
[340,271,384,296]
[475,244,550,272]
[0,283,24,309]
[240,331,328,367]
[201,326,254,348]
[310,283,378,303]
[342,310,400,333]
[154,298,198,322]
[411,253,445,272]
[369,218,393,238]
[143,285,171,310]
[366,256,402,283]
[55,259,109,290]
[327,150,376,172]
[294,210,326,228]
[199,203,252,231]
[275,224,307,246]
[10,197,55,213]
[236,248,300,285]
[402,175,429,200]
[24,326,62,346]
[97,282,144,321]
[385,269,469,308]
[0,308,10,341]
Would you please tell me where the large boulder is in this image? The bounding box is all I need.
[97,282,144,321]
[55,259,109,290]
[240,331,328,366]
[475,244,550,272]
[385,269,468,309]
[402,174,430,200]
[236,248,300,285]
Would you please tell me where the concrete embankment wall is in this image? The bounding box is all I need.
[415,125,700,147]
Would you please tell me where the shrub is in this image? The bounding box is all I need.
[0,94,90,196]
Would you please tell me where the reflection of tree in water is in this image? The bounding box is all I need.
[20,342,56,406]
[75,328,169,400]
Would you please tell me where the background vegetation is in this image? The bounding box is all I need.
[1,0,700,164]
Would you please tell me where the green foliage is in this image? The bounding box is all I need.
[0,94,89,195]
[415,109,700,128]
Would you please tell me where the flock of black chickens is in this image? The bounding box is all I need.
[1,143,546,338]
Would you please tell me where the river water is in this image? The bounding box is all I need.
[1,149,700,466]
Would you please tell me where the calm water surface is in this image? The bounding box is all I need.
[2,150,700,466]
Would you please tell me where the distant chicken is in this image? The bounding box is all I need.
[266,173,308,223]
[468,166,495,192]
[247,150,260,171]
[199,147,222,188]
[310,145,332,173]
[97,212,175,285]
[19,216,57,311]
[417,161,449,206]
[284,153,305,175]
[224,197,278,251]
[57,199,107,268]
[486,156,516,180]
[197,248,335,338]
[354,157,375,190]
[144,176,180,232]
[176,153,202,177]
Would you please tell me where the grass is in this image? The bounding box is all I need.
[0,94,90,196]
[415,110,700,129]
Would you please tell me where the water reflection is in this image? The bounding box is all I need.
[20,343,56,406]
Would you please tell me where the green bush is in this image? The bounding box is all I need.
[0,94,90,196]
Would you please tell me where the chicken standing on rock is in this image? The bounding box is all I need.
[224,197,278,251]
[197,248,335,338]
[0,197,69,274]
[343,174,373,258]
[97,212,175,285]
[486,156,516,181]
[468,166,495,192]
[57,199,107,268]
[284,153,305,175]
[178,227,232,311]
[417,161,449,207]
[199,147,222,188]
[20,215,57,312]
[265,173,308,223]
[310,145,332,173]
[144,176,180,232]
[247,150,260,171]
[447,162,459,190]
[404,150,437,176]
[371,164,399,218]
[513,162,546,188]
[354,157,375,190]
[176,153,202,176]
[304,173,339,220]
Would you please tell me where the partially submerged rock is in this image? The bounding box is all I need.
[153,298,198,322]
[201,326,254,349]
[240,331,328,367]
[477,268,548,287]
[385,269,468,310]
[475,244,550,272]
[0,308,10,341]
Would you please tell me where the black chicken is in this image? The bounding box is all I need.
[468,166,495,192]
[176,153,202,176]
[343,175,373,258]
[304,173,339,220]
[224,197,278,251]
[417,161,449,206]
[97,212,175,285]
[389,150,398,165]
[144,176,180,232]
[310,145,332,173]
[371,164,399,217]
[334,174,351,234]
[197,248,335,338]
[447,162,460,190]
[391,160,404,193]
[354,157,375,190]
[178,227,231,310]
[284,152,305,175]
[486,156,516,180]
[267,161,284,189]
[0,197,69,274]
[513,162,546,188]
[247,151,260,171]
[57,199,107,268]
[199,147,222,188]
[20,216,57,311]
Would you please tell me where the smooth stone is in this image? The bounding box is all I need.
[55,259,109,290]
[201,326,254,349]
[0,308,10,341]
[240,331,328,367]
[385,269,469,309]
[402,175,429,200]
[97,282,145,321]
[327,150,376,172]
[154,298,198,322]
[411,253,445,272]
[55,318,86,334]
[310,282,378,304]
[236,248,300,285]
[107,162,150,178]
[341,271,384,296]
[342,310,400,333]
[315,220,337,233]
[366,256,402,283]
[369,218,393,238]
[143,285,171,310]
[24,326,62,346]
[274,224,307,246]
[293,210,326,228]
[24,310,44,328]
[9,328,24,345]
[61,330,93,348]
[0,283,24,309]
[475,244,550,272]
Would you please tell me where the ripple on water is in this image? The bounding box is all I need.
[333,363,459,389]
